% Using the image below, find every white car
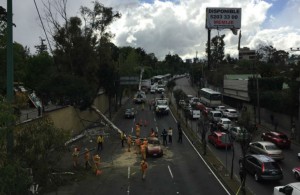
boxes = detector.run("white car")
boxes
[274,182,300,195]
[156,87,165,94]
[222,109,239,119]
[215,105,226,112]
[217,118,232,130]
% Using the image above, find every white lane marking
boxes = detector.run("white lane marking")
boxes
[168,165,174,179]
[127,185,130,195]
[128,166,130,179]
[170,110,231,195]
[154,117,156,122]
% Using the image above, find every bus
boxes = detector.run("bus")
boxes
[199,88,222,108]
[150,73,172,85]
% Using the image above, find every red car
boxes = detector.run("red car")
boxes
[261,131,291,149]
[208,131,233,149]
[202,107,212,117]
[146,137,163,157]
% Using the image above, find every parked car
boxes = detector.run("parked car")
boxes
[249,141,284,161]
[292,167,300,180]
[146,137,163,157]
[208,131,232,149]
[222,108,239,120]
[124,108,135,119]
[274,182,300,195]
[261,131,291,149]
[208,110,223,124]
[229,126,250,141]
[239,154,283,182]
[217,118,232,131]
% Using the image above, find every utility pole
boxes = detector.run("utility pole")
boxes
[207,29,211,70]
[6,0,14,160]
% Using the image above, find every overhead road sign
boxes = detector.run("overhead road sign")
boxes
[120,76,139,85]
[206,7,241,30]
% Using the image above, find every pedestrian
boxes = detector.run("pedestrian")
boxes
[178,127,183,143]
[168,127,173,144]
[97,134,104,152]
[135,123,141,138]
[121,131,126,147]
[140,143,147,160]
[72,147,79,168]
[93,154,102,175]
[161,129,168,146]
[84,148,92,169]
[135,137,141,154]
[127,135,132,152]
[142,138,148,147]
[140,160,148,180]
[150,128,156,137]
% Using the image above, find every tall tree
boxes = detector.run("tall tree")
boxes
[206,35,225,69]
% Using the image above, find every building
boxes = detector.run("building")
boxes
[239,47,256,61]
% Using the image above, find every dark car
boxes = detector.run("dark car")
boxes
[261,131,291,149]
[208,131,232,149]
[146,137,163,157]
[124,108,135,119]
[239,154,283,182]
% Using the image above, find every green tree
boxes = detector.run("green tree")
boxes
[206,35,225,69]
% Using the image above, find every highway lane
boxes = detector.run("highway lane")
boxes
[175,76,300,195]
[87,91,232,194]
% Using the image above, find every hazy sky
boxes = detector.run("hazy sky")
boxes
[2,0,300,60]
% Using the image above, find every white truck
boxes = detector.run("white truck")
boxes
[155,98,169,116]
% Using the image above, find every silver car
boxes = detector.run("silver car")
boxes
[229,126,250,141]
[249,141,284,161]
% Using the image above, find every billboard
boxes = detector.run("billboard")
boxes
[206,7,241,30]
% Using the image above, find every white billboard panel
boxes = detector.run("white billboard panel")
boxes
[206,7,241,30]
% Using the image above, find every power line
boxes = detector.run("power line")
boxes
[33,0,53,54]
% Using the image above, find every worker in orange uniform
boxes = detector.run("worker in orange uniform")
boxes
[93,154,101,175]
[140,143,147,160]
[84,148,92,169]
[135,124,141,137]
[140,160,148,180]
[72,147,79,168]
[127,135,132,152]
[135,137,141,154]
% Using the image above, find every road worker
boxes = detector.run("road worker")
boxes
[140,160,148,180]
[97,134,104,152]
[72,147,79,168]
[135,124,141,137]
[140,143,147,160]
[121,131,126,147]
[93,154,101,175]
[135,137,141,154]
[161,129,168,146]
[127,135,132,152]
[84,148,92,169]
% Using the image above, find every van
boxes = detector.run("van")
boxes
[274,182,300,195]
[191,110,201,119]
[208,111,223,123]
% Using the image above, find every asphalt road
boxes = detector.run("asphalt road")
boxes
[175,77,300,195]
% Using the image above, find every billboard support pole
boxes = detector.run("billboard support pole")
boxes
[207,29,211,70]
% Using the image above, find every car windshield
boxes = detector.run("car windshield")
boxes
[223,120,231,124]
[148,139,160,145]
[220,134,231,143]
[265,144,278,150]
[214,113,222,117]
[264,162,280,169]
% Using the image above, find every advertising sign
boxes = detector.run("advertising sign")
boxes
[206,7,241,30]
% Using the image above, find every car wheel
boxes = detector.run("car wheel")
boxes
[295,172,300,180]
[254,173,260,182]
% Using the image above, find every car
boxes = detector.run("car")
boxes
[150,87,157,94]
[195,102,205,111]
[292,167,300,180]
[274,182,300,195]
[229,126,250,141]
[146,137,163,157]
[189,97,201,105]
[133,92,146,104]
[188,109,201,120]
[208,131,232,149]
[208,110,223,123]
[202,106,213,117]
[183,104,192,112]
[222,108,239,120]
[124,108,135,119]
[261,131,291,149]
[217,118,232,131]
[215,105,226,112]
[239,154,283,182]
[249,141,284,161]
[156,87,165,94]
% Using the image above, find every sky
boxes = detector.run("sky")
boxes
[2,0,300,60]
